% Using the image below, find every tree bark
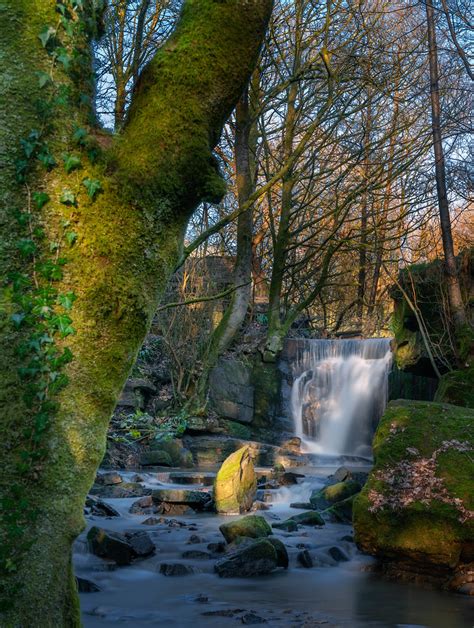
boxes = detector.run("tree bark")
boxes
[425,0,467,333]
[0,0,272,624]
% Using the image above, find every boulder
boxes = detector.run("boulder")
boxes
[182,550,211,559]
[328,546,349,562]
[214,539,278,577]
[297,549,313,568]
[129,495,154,515]
[125,531,155,557]
[219,515,272,543]
[76,577,100,593]
[267,537,289,569]
[85,497,120,518]
[140,450,173,467]
[209,358,254,424]
[310,480,361,510]
[323,495,355,524]
[87,527,134,566]
[271,520,298,532]
[90,482,151,499]
[214,446,257,515]
[151,488,212,511]
[288,511,325,526]
[117,377,156,410]
[353,399,474,593]
[96,471,123,485]
[169,472,215,486]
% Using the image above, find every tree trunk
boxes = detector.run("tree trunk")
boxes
[0,0,272,624]
[425,0,467,332]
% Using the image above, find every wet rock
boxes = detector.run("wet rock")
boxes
[152,488,212,511]
[323,495,356,523]
[280,472,303,486]
[214,446,257,514]
[340,534,355,543]
[140,450,173,466]
[194,594,210,603]
[159,563,197,576]
[251,501,271,511]
[219,515,272,543]
[86,497,120,518]
[131,473,144,482]
[271,520,298,532]
[182,550,211,559]
[125,531,155,557]
[214,539,278,578]
[129,495,154,515]
[328,546,349,562]
[297,550,313,568]
[87,527,134,566]
[288,511,325,527]
[169,471,215,486]
[310,480,361,510]
[155,503,194,516]
[267,537,289,569]
[187,534,203,544]
[330,466,351,483]
[290,502,313,510]
[207,542,226,555]
[76,577,101,593]
[280,437,302,453]
[96,471,122,485]
[90,482,151,499]
[141,516,161,526]
[202,609,245,617]
[241,612,267,624]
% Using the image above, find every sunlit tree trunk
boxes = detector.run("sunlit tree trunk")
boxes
[0,0,272,624]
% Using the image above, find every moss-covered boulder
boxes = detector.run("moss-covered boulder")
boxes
[214,538,278,577]
[219,514,272,543]
[435,366,474,409]
[310,480,361,510]
[288,511,325,526]
[214,446,257,514]
[353,400,474,592]
[323,495,356,524]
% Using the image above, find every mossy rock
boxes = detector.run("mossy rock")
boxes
[267,537,289,569]
[310,480,361,510]
[323,495,356,524]
[221,420,252,440]
[214,538,277,578]
[271,520,298,532]
[140,450,173,466]
[219,514,272,543]
[353,400,474,582]
[214,446,257,514]
[435,367,474,409]
[288,511,325,526]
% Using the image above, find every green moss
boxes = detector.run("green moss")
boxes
[353,400,474,571]
[435,367,474,409]
[310,480,361,509]
[214,446,257,514]
[221,420,252,440]
[219,515,272,543]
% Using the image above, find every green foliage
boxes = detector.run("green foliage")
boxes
[82,177,102,198]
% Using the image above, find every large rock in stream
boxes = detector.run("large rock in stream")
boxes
[151,488,212,511]
[219,515,272,543]
[353,400,474,593]
[87,527,155,565]
[214,446,257,514]
[214,538,278,577]
[310,479,361,510]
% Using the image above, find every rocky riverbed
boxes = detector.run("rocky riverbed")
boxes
[76,464,474,627]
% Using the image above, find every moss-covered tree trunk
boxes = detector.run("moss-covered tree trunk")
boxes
[0,1,272,625]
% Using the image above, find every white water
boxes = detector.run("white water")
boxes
[290,338,392,457]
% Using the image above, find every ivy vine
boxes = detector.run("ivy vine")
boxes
[0,0,104,609]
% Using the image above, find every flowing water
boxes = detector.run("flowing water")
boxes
[290,338,392,457]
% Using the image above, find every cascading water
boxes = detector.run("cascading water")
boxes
[290,338,392,457]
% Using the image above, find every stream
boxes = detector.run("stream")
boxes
[76,464,474,627]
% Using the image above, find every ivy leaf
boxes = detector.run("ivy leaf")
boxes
[82,177,102,199]
[36,71,52,88]
[65,231,77,246]
[50,313,75,337]
[62,153,81,174]
[38,150,57,170]
[60,189,76,206]
[38,26,56,49]
[56,48,71,70]
[57,292,77,310]
[11,312,26,328]
[16,239,37,257]
[20,139,36,159]
[32,191,50,209]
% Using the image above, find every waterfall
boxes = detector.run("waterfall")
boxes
[289,338,392,457]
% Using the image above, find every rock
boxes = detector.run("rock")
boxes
[96,471,123,485]
[86,497,120,518]
[186,415,221,434]
[340,534,355,543]
[140,450,173,467]
[117,377,156,410]
[76,577,101,593]
[90,482,151,499]
[279,472,302,486]
[169,472,215,486]
[207,542,226,555]
[271,520,298,532]
[214,446,257,515]
[251,501,271,511]
[289,502,313,510]
[219,515,272,543]
[267,537,289,569]
[125,531,155,557]
[331,466,351,483]
[353,399,474,592]
[187,534,202,544]
[87,527,134,566]
[142,517,161,526]
[129,495,154,515]
[159,563,197,576]
[241,612,267,624]
[328,546,349,562]
[209,358,254,424]
[323,495,356,523]
[280,437,301,453]
[288,511,325,526]
[297,549,313,568]
[214,539,278,577]
[310,480,361,510]
[182,550,211,559]
[155,503,193,516]
[151,488,212,511]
